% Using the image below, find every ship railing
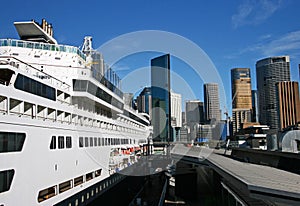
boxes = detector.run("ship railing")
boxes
[0,56,71,91]
[0,39,86,61]
[77,67,123,99]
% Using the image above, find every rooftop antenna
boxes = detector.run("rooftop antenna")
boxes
[81,36,93,56]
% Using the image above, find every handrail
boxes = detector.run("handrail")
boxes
[0,38,86,60]
[0,55,71,90]
[158,178,168,206]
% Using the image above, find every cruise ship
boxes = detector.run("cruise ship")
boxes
[0,19,152,206]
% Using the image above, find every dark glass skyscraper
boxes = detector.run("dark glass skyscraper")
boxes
[137,87,152,115]
[256,56,290,131]
[151,54,171,142]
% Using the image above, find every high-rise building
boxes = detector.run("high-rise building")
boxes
[136,87,152,115]
[170,91,182,128]
[170,91,182,141]
[231,68,252,134]
[251,90,259,122]
[256,56,290,131]
[232,109,252,134]
[185,100,205,125]
[276,81,300,130]
[151,54,171,142]
[124,93,134,108]
[231,68,252,109]
[204,83,221,122]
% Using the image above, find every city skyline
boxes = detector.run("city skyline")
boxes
[0,1,299,115]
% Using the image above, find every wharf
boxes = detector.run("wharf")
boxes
[171,144,300,205]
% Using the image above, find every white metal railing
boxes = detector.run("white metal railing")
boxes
[0,39,86,60]
[0,56,71,91]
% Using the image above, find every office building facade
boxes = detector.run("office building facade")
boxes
[170,91,182,128]
[170,91,182,141]
[251,90,259,122]
[136,87,152,115]
[231,68,252,109]
[151,54,171,142]
[185,100,205,125]
[276,81,300,130]
[232,109,252,134]
[204,83,221,122]
[231,68,252,134]
[256,56,290,131]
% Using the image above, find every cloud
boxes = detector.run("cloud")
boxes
[260,31,300,56]
[232,0,282,28]
[226,30,300,59]
[111,63,131,72]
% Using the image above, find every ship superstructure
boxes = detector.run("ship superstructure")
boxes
[0,19,151,206]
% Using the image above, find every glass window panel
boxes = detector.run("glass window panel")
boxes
[84,137,88,147]
[0,169,15,193]
[66,136,72,148]
[17,41,23,47]
[58,136,64,149]
[50,136,56,150]
[11,40,16,47]
[90,137,93,147]
[79,137,83,148]
[0,132,26,153]
[94,137,97,147]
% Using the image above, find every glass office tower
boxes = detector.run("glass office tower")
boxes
[256,56,290,131]
[151,54,171,142]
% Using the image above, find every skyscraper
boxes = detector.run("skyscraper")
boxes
[276,81,300,130]
[231,68,252,134]
[124,93,134,108]
[256,56,290,131]
[170,91,182,141]
[185,100,205,141]
[204,83,220,122]
[231,68,252,109]
[251,90,259,122]
[170,91,182,128]
[185,100,205,125]
[151,54,171,142]
[137,87,152,115]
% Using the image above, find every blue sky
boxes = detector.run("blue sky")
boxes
[0,0,299,115]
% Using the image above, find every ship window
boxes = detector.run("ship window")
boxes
[14,74,56,101]
[86,172,93,181]
[98,138,101,146]
[84,137,88,147]
[296,140,300,152]
[59,180,72,193]
[0,69,15,86]
[95,169,102,177]
[58,136,64,149]
[74,176,83,187]
[50,136,56,150]
[79,137,83,148]
[0,132,26,153]
[73,80,87,92]
[94,137,97,146]
[37,185,56,202]
[0,169,14,194]
[90,137,93,147]
[66,136,72,148]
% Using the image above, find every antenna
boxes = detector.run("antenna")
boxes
[81,36,93,56]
